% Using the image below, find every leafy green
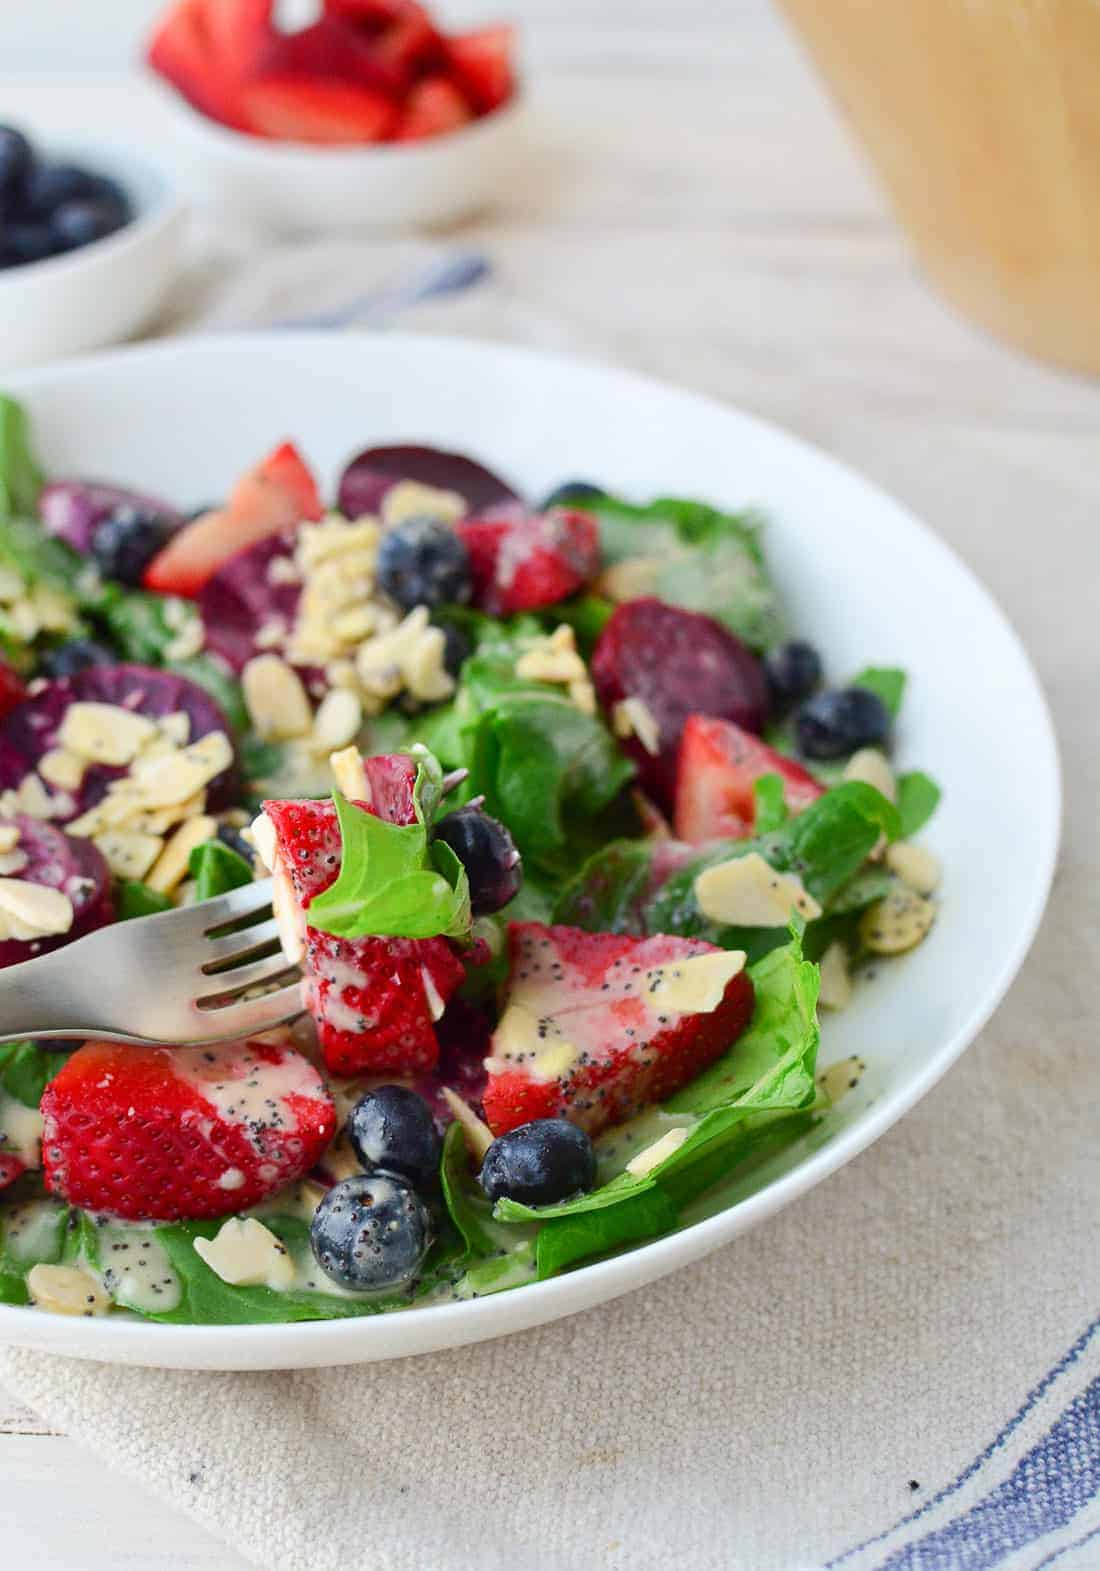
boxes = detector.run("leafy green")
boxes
[580,492,783,650]
[494,933,820,1276]
[851,665,906,719]
[0,515,84,595]
[307,791,470,942]
[0,1198,70,1305]
[0,395,43,522]
[189,840,253,903]
[439,1122,497,1257]
[896,770,942,838]
[553,838,656,935]
[116,880,174,921]
[0,1040,71,1108]
[753,773,789,834]
[97,588,197,664]
[782,781,900,903]
[541,594,614,653]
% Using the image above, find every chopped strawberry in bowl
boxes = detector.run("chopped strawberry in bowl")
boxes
[145,0,524,230]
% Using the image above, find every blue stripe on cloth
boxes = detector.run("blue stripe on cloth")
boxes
[871,1374,1100,1570]
[828,1318,1100,1568]
[1027,1520,1100,1571]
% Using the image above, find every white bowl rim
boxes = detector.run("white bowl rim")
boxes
[0,331,1062,1366]
[0,138,185,293]
[164,81,525,162]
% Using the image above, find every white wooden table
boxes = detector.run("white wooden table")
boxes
[2,2,1098,1565]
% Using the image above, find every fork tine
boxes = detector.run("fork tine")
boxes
[200,916,283,971]
[195,952,298,1005]
[196,878,275,935]
[193,980,305,1039]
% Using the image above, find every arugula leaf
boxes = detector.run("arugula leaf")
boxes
[0,1040,71,1107]
[753,773,789,834]
[896,770,942,838]
[851,665,906,719]
[116,880,173,921]
[581,492,783,650]
[307,792,471,942]
[189,840,253,902]
[0,395,43,522]
[495,932,820,1273]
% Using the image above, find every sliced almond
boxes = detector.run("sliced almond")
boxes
[58,702,158,766]
[818,942,853,1010]
[860,888,936,954]
[329,746,371,802]
[380,479,466,528]
[10,773,69,821]
[694,851,823,927]
[0,850,26,877]
[625,1126,689,1178]
[6,599,39,642]
[242,655,314,741]
[31,583,77,633]
[568,678,597,716]
[611,696,661,755]
[311,688,362,753]
[193,1218,295,1290]
[157,712,192,747]
[595,556,662,602]
[0,879,74,937]
[27,1263,110,1317]
[145,814,218,896]
[884,842,941,896]
[131,732,233,808]
[843,747,897,804]
[254,616,289,651]
[94,830,164,881]
[515,644,587,685]
[0,824,20,855]
[441,1087,495,1163]
[38,748,87,792]
[641,948,747,1014]
[403,624,454,704]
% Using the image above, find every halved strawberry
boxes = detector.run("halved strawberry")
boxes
[253,15,406,97]
[146,0,251,129]
[373,1,445,79]
[41,1038,336,1222]
[445,25,515,114]
[394,76,473,141]
[262,756,466,1076]
[203,0,273,83]
[241,74,398,142]
[456,508,600,616]
[674,714,824,843]
[143,440,322,597]
[481,923,755,1138]
[323,0,409,31]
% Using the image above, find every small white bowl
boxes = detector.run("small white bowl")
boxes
[167,89,527,232]
[0,141,187,372]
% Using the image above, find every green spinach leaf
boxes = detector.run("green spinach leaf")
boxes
[189,840,253,902]
[0,395,43,522]
[896,770,942,838]
[0,1040,71,1107]
[116,880,174,921]
[851,665,906,719]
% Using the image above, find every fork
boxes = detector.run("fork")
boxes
[0,880,302,1048]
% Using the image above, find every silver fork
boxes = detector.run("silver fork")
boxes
[0,880,302,1048]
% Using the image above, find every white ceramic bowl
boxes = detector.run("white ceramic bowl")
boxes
[0,142,187,372]
[0,333,1060,1369]
[167,89,526,232]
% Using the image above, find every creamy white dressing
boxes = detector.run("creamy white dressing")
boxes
[0,1091,43,1166]
[97,1223,182,1314]
[173,1042,327,1149]
[1,1198,65,1265]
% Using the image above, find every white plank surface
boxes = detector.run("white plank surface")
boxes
[2,0,1099,1565]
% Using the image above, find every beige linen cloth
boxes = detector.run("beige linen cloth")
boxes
[1,240,1098,1571]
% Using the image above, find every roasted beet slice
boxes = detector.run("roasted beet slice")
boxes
[591,598,769,810]
[0,663,238,821]
[336,444,521,520]
[0,815,113,969]
[39,482,183,555]
[197,531,302,673]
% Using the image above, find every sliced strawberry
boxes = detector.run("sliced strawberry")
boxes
[373,1,445,79]
[41,1038,335,1222]
[445,25,515,114]
[591,598,769,810]
[143,440,322,597]
[456,508,600,616]
[262,757,466,1076]
[146,0,251,129]
[323,0,408,31]
[0,1153,24,1191]
[252,16,406,97]
[241,75,398,143]
[0,663,26,724]
[394,76,473,141]
[203,0,273,82]
[674,714,824,843]
[482,923,755,1138]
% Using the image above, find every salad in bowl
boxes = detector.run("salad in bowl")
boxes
[0,391,941,1326]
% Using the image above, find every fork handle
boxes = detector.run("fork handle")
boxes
[0,945,107,1042]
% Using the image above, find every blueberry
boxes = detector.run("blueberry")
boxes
[764,640,823,711]
[0,221,56,268]
[19,162,99,218]
[91,505,174,586]
[797,686,890,760]
[310,1172,433,1291]
[0,126,33,201]
[376,517,471,611]
[49,197,126,253]
[38,638,116,679]
[540,479,604,510]
[479,1119,596,1207]
[433,805,522,916]
[216,822,256,865]
[348,1085,441,1188]
[436,620,471,679]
